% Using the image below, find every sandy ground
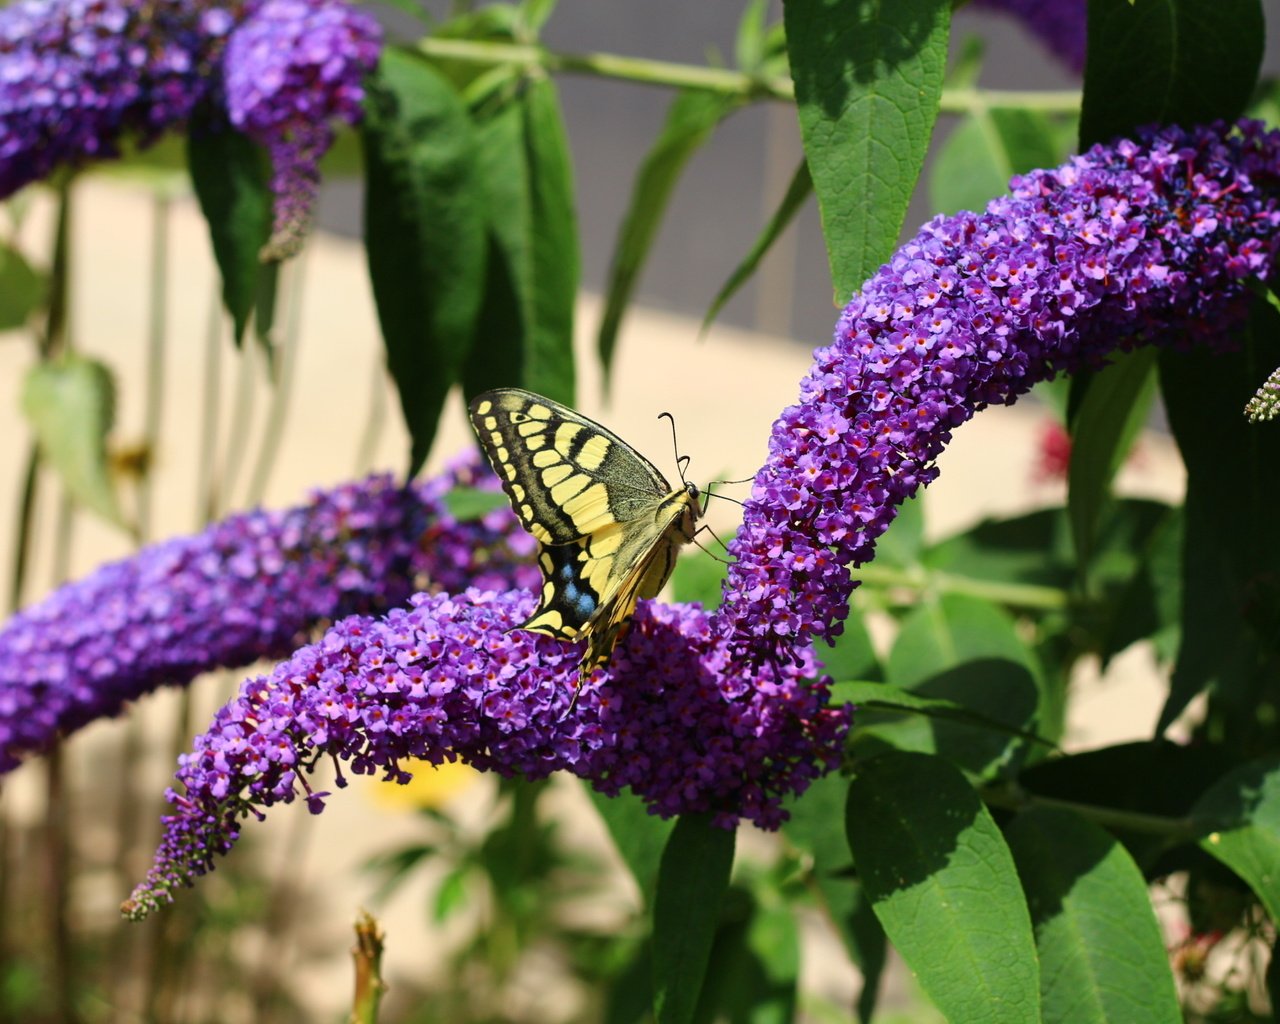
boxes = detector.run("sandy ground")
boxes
[0,180,1189,1018]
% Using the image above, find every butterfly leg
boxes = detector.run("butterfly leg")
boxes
[690,523,736,564]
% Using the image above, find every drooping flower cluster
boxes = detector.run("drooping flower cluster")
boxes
[0,462,537,772]
[0,0,232,197]
[222,0,381,258]
[717,122,1280,662]
[0,0,382,256]
[1244,364,1280,422]
[970,0,1087,73]
[122,588,847,918]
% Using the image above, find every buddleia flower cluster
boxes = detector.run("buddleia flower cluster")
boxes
[122,589,846,919]
[717,120,1280,662]
[971,0,1087,73]
[1244,364,1280,422]
[222,0,381,258]
[123,120,1280,917]
[0,0,228,196]
[0,461,538,773]
[0,0,381,256]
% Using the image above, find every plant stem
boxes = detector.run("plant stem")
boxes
[8,181,74,613]
[196,285,225,528]
[349,912,386,1024]
[7,448,38,614]
[137,193,171,543]
[855,562,1069,610]
[416,36,1082,113]
[981,782,1196,840]
[41,177,73,360]
[216,333,259,518]
[44,747,79,1024]
[246,251,308,506]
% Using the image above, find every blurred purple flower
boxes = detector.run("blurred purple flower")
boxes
[0,0,228,196]
[123,588,847,919]
[970,0,1087,73]
[222,0,381,259]
[0,462,537,773]
[0,0,382,255]
[716,121,1280,664]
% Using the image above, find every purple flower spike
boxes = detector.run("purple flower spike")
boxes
[222,0,382,259]
[122,589,848,919]
[0,462,538,773]
[0,0,224,197]
[717,122,1280,663]
[970,0,1088,74]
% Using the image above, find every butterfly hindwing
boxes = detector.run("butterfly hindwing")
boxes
[468,388,701,683]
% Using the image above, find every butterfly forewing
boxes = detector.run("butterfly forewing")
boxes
[467,388,701,683]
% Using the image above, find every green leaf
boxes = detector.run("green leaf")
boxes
[734,0,769,72]
[433,863,472,922]
[668,547,729,609]
[21,356,124,528]
[924,506,1075,592]
[598,89,742,384]
[738,898,799,1024]
[186,123,272,344]
[652,814,735,1024]
[586,786,675,907]
[1098,504,1183,666]
[465,77,579,405]
[0,242,46,331]
[783,772,886,1021]
[361,48,487,475]
[1007,807,1181,1024]
[518,0,558,34]
[1080,0,1263,147]
[692,885,799,1024]
[439,486,508,522]
[1192,757,1280,921]
[871,491,925,570]
[376,0,430,24]
[785,0,951,302]
[516,77,578,401]
[1017,740,1233,873]
[1157,301,1280,731]
[867,594,1044,776]
[929,108,1063,217]
[832,680,1050,749]
[701,160,811,337]
[1066,348,1157,567]
[846,751,1039,1022]
[815,606,882,684]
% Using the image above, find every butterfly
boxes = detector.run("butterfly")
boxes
[468,388,702,699]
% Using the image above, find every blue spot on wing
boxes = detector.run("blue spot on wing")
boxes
[563,581,597,617]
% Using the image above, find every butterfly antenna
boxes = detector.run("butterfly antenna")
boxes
[703,490,746,512]
[658,411,690,484]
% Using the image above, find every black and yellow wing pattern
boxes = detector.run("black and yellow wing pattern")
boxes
[468,388,701,690]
